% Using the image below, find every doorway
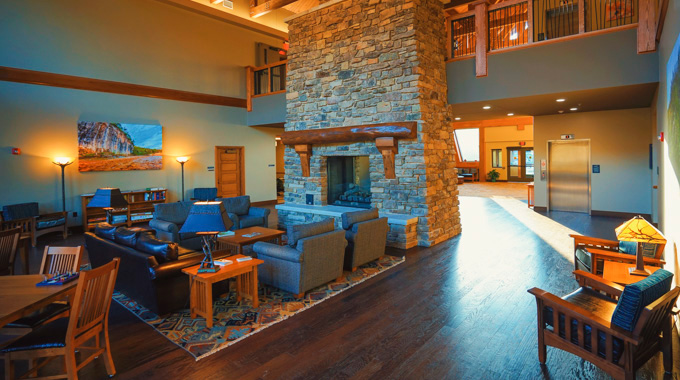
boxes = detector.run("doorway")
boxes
[507,147,534,182]
[548,140,590,213]
[215,146,245,198]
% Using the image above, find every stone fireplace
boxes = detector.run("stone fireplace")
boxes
[327,156,372,208]
[276,0,462,249]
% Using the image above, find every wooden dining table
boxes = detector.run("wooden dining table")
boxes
[0,275,78,329]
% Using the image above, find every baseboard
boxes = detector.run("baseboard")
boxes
[591,210,651,220]
[533,206,547,212]
[251,199,278,207]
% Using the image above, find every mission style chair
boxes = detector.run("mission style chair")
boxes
[528,269,679,380]
[570,234,666,275]
[1,203,68,247]
[2,258,120,380]
[0,228,21,276]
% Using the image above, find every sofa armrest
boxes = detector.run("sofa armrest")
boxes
[254,242,302,263]
[149,219,178,233]
[152,256,201,280]
[248,207,270,218]
[296,229,348,253]
[227,213,240,230]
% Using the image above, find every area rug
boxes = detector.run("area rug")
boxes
[113,254,405,361]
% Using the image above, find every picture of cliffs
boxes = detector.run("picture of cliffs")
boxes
[78,122,163,171]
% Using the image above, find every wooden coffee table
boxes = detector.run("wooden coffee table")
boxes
[182,254,264,328]
[216,226,285,256]
[602,261,662,285]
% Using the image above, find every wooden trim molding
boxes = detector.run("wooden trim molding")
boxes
[0,66,247,109]
[452,116,534,129]
[251,200,277,206]
[282,122,417,179]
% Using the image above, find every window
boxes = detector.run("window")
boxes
[453,128,479,162]
[491,149,502,168]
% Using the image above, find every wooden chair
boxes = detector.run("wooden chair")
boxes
[0,219,32,274]
[0,228,21,275]
[570,234,665,275]
[3,247,84,334]
[2,258,120,380]
[528,270,679,380]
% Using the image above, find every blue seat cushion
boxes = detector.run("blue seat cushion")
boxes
[2,202,39,221]
[239,215,263,229]
[36,216,66,230]
[1,318,69,353]
[341,208,379,230]
[611,269,674,331]
[287,219,334,247]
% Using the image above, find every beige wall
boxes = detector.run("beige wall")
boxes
[0,0,282,227]
[534,109,653,214]
[484,125,534,181]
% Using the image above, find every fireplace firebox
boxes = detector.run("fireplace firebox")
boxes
[327,156,371,208]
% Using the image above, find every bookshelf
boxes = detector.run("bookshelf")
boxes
[80,188,166,231]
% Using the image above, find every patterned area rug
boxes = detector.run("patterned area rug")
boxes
[113,255,405,361]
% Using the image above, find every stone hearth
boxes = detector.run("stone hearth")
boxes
[278,0,462,248]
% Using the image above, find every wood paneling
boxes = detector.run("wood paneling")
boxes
[215,146,245,198]
[637,0,656,53]
[250,0,299,17]
[0,66,247,108]
[474,2,488,77]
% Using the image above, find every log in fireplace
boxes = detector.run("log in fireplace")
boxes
[327,156,371,209]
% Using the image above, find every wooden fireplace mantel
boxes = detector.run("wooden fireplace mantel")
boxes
[281,122,417,179]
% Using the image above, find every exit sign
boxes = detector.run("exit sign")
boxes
[561,134,575,140]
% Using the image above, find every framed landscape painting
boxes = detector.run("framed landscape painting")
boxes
[78,122,163,172]
[668,34,680,177]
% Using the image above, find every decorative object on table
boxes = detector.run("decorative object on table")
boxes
[86,188,129,224]
[77,121,162,171]
[1,202,68,247]
[214,258,233,266]
[179,201,233,273]
[242,232,262,238]
[216,195,270,230]
[528,269,678,380]
[340,208,388,271]
[0,228,21,276]
[52,157,73,212]
[216,231,235,237]
[35,272,79,286]
[2,258,120,379]
[615,215,667,276]
[114,254,404,361]
[176,156,190,201]
[487,169,500,182]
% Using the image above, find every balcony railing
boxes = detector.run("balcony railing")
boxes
[246,60,287,112]
[446,0,658,76]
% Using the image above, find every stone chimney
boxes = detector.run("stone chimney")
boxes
[281,0,461,247]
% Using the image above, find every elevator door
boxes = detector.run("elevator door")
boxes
[548,140,590,213]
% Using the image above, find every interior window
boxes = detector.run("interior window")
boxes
[453,128,479,162]
[491,149,502,168]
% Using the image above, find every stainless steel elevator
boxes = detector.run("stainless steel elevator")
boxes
[548,140,590,213]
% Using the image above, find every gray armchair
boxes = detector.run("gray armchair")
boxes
[253,219,347,297]
[149,201,202,250]
[217,195,270,230]
[341,209,389,271]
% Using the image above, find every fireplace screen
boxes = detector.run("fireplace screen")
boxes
[327,156,371,209]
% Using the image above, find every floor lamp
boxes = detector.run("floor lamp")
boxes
[52,157,73,212]
[176,157,190,201]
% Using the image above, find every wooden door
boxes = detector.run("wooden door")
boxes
[215,146,244,198]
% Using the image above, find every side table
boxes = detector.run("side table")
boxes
[602,261,662,286]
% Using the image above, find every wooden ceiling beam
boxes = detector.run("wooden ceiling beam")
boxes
[250,0,299,18]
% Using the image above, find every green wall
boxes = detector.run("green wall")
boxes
[0,0,282,227]
[447,29,658,104]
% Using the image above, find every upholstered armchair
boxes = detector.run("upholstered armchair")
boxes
[217,195,270,230]
[570,234,665,275]
[149,201,203,250]
[340,209,388,271]
[1,202,68,247]
[192,188,218,201]
[253,219,347,298]
[528,270,678,380]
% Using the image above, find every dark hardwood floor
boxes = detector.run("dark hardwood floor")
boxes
[3,197,679,379]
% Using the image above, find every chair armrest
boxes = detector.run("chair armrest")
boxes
[572,270,624,297]
[589,249,665,267]
[253,242,302,263]
[569,234,619,250]
[528,287,638,344]
[227,213,240,229]
[248,207,270,218]
[149,219,179,233]
[39,211,68,220]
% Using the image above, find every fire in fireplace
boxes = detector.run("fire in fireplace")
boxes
[327,156,371,209]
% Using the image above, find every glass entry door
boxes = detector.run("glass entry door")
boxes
[507,147,534,182]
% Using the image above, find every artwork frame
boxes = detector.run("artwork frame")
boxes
[78,122,163,172]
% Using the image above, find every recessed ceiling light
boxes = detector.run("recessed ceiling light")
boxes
[483,106,491,110]
[556,98,566,102]
[558,110,564,113]
[455,117,461,121]
[570,107,578,111]
[507,113,514,116]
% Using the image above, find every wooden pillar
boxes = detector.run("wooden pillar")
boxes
[527,0,534,43]
[376,137,398,179]
[295,145,312,177]
[479,127,486,182]
[246,66,253,112]
[637,0,656,53]
[578,0,585,34]
[474,2,488,77]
